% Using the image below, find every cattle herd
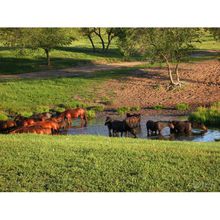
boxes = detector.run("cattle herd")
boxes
[0,107,87,135]
[0,108,208,138]
[105,113,208,138]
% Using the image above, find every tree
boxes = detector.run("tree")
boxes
[0,28,74,66]
[80,28,121,52]
[209,28,220,41]
[80,28,96,52]
[32,28,74,66]
[118,28,201,87]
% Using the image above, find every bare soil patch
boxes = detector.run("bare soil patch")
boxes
[101,60,220,108]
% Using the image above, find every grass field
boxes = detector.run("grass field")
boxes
[0,135,219,192]
[0,67,138,114]
[0,32,219,75]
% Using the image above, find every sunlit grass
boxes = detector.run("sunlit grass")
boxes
[0,135,219,192]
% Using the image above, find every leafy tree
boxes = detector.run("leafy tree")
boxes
[0,28,74,66]
[118,28,201,87]
[209,28,220,41]
[80,28,121,52]
[80,28,96,51]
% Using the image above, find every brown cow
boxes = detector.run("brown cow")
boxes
[170,121,207,135]
[28,121,60,134]
[146,120,174,136]
[10,126,52,135]
[60,108,88,127]
[0,120,17,133]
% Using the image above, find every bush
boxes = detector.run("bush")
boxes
[130,106,141,111]
[117,107,131,115]
[66,101,87,109]
[175,103,189,111]
[86,110,96,120]
[33,106,50,114]
[189,103,220,127]
[18,111,33,118]
[0,112,8,121]
[153,104,164,110]
[91,105,105,112]
[101,97,114,105]
[53,106,66,113]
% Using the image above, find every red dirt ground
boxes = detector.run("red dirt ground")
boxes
[102,60,220,108]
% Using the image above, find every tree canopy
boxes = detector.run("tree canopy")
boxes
[0,28,74,65]
[80,28,122,52]
[209,28,220,41]
[118,28,201,86]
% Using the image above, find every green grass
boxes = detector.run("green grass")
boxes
[0,68,137,113]
[153,104,164,110]
[0,35,140,75]
[193,33,220,50]
[0,135,219,192]
[0,31,219,75]
[86,109,96,119]
[175,103,189,111]
[0,112,8,120]
[189,102,220,127]
[130,106,141,111]
[117,106,131,115]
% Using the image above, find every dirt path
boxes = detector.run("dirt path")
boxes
[0,61,144,79]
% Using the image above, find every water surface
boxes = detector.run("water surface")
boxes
[66,115,220,142]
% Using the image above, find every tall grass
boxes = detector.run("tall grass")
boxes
[175,103,189,111]
[189,102,220,127]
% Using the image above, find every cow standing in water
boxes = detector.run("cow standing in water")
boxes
[146,120,174,136]
[60,108,88,128]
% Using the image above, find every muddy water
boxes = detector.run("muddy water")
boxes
[66,115,220,142]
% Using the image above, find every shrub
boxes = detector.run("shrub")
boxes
[117,107,131,115]
[130,106,141,111]
[66,101,87,109]
[86,110,96,120]
[189,103,220,127]
[33,106,50,114]
[91,105,105,112]
[53,106,66,113]
[101,97,114,105]
[18,111,33,118]
[153,104,164,110]
[175,103,189,111]
[0,112,8,121]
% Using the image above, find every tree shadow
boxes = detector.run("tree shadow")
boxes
[0,56,93,75]
[55,46,143,61]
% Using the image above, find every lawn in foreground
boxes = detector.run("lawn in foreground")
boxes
[0,135,219,192]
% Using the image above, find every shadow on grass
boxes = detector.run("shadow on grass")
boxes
[0,57,93,75]
[56,46,144,61]
[189,50,220,62]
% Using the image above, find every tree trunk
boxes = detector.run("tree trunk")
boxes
[162,54,181,87]
[88,34,96,52]
[94,28,105,51]
[174,63,181,83]
[105,37,111,51]
[105,29,113,51]
[164,57,176,85]
[44,48,50,66]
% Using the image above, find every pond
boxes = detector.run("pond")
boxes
[65,115,220,142]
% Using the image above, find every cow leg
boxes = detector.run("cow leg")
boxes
[108,129,112,137]
[130,129,137,138]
